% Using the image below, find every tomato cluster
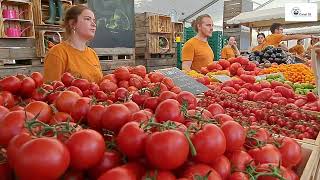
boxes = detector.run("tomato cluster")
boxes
[199,89,320,140]
[0,66,305,180]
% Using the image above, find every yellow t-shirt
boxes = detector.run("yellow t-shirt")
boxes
[221,46,236,60]
[289,44,305,55]
[43,41,103,83]
[255,34,285,51]
[182,37,214,72]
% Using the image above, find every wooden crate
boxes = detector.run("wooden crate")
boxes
[136,33,174,58]
[0,0,35,38]
[35,29,63,57]
[33,0,72,25]
[296,142,319,179]
[0,47,40,67]
[149,15,172,34]
[172,22,184,42]
[0,64,43,77]
[136,58,177,73]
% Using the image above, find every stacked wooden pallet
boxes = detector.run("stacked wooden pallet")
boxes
[135,12,182,72]
[223,0,253,48]
[95,48,135,75]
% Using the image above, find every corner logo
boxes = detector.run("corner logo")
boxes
[291,7,312,17]
[285,3,317,21]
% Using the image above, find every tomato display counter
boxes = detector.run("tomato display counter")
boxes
[0,65,319,179]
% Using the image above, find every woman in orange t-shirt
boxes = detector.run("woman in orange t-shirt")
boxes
[182,14,214,72]
[43,5,103,83]
[221,36,240,60]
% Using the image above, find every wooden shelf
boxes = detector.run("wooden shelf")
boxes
[3,18,33,22]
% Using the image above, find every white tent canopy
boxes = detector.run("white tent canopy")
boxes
[227,2,320,28]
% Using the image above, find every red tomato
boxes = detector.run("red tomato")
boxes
[103,74,118,84]
[14,137,70,179]
[114,67,130,81]
[66,129,105,170]
[226,150,254,171]
[0,106,9,123]
[123,101,140,114]
[131,65,147,78]
[118,80,129,89]
[182,163,222,180]
[278,137,302,168]
[155,99,184,123]
[158,91,177,102]
[132,91,150,106]
[0,111,34,146]
[286,168,299,180]
[245,127,270,148]
[177,91,197,109]
[100,80,118,93]
[162,77,174,90]
[171,86,182,94]
[256,163,291,180]
[46,91,62,104]
[54,91,80,113]
[31,88,48,101]
[0,161,12,180]
[0,76,21,94]
[25,101,53,123]
[70,97,91,122]
[207,103,225,116]
[61,72,75,87]
[89,82,100,93]
[30,72,44,88]
[0,91,15,108]
[228,172,249,180]
[71,78,90,91]
[213,114,234,124]
[19,77,36,97]
[50,112,73,124]
[144,97,159,111]
[145,130,189,170]
[117,122,147,158]
[128,86,138,92]
[87,105,105,130]
[95,91,108,101]
[186,109,213,122]
[149,72,165,83]
[248,144,281,165]
[192,124,226,164]
[88,151,122,179]
[101,104,131,132]
[142,170,176,180]
[129,77,143,89]
[221,121,245,152]
[131,110,152,122]
[211,155,231,180]
[7,133,32,168]
[98,162,145,180]
[115,88,129,101]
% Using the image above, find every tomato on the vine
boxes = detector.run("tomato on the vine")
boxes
[101,104,131,132]
[25,101,53,123]
[66,129,105,170]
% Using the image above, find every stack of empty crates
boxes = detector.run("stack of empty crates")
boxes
[135,12,183,72]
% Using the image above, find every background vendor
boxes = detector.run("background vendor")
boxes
[182,14,214,72]
[289,39,305,56]
[255,23,315,52]
[221,36,240,60]
[252,33,265,51]
[43,5,103,83]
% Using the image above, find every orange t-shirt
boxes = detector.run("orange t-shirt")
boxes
[182,37,214,72]
[43,41,103,83]
[255,34,285,51]
[289,44,305,55]
[221,46,236,60]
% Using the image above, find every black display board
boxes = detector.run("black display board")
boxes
[156,68,209,95]
[88,0,134,48]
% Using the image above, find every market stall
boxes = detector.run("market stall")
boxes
[0,0,319,179]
